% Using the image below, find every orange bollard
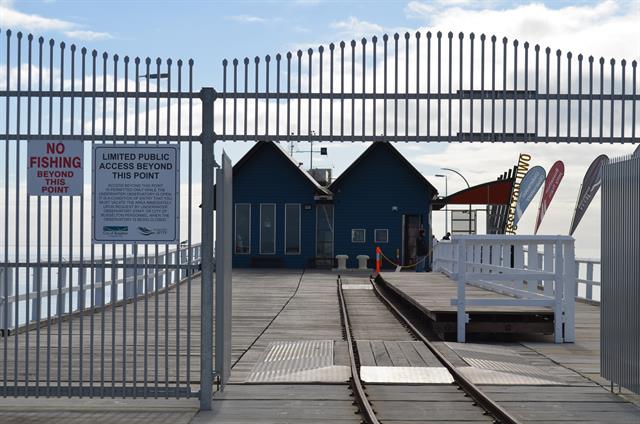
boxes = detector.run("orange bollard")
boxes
[375,246,381,274]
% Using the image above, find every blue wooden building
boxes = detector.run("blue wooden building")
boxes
[231,141,437,269]
[329,142,438,269]
[231,141,331,268]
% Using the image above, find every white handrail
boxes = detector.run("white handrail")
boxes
[434,235,576,344]
[0,243,203,332]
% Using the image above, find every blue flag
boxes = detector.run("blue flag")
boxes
[514,166,546,225]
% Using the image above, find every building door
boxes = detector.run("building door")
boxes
[315,204,334,267]
[402,215,421,266]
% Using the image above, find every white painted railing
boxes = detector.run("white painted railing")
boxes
[524,248,601,304]
[433,235,576,344]
[0,244,202,333]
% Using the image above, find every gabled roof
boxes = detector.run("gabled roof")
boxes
[233,141,331,195]
[329,142,438,195]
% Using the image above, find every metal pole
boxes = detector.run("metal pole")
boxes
[199,87,215,411]
[442,168,472,234]
[445,177,448,234]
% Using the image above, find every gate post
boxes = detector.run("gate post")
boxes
[200,87,215,411]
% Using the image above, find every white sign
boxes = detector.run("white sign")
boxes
[27,140,83,196]
[92,145,180,244]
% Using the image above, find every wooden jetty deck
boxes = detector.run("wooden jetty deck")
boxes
[1,269,639,423]
[379,271,640,422]
[379,271,556,337]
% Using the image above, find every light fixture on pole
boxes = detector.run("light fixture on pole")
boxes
[435,174,448,235]
[442,168,472,234]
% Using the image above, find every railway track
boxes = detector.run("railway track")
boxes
[337,276,522,424]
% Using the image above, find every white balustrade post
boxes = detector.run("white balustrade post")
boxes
[553,240,564,343]
[0,267,14,333]
[78,267,87,311]
[95,265,105,306]
[563,241,576,342]
[180,248,188,280]
[543,244,554,296]
[457,240,467,343]
[481,243,490,274]
[513,243,524,290]
[57,266,68,316]
[585,262,594,301]
[32,267,42,321]
[527,243,540,292]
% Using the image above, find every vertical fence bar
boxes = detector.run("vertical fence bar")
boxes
[199,86,215,410]
[456,240,466,343]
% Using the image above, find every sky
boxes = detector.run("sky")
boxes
[1,0,639,258]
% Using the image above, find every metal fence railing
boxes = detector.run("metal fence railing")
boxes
[601,154,640,395]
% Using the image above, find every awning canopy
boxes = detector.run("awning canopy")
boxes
[432,179,514,210]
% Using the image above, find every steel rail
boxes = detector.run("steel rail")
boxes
[336,279,380,424]
[370,276,522,424]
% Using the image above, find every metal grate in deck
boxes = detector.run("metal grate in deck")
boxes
[245,340,350,383]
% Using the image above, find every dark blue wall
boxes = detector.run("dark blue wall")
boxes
[232,144,318,268]
[331,144,434,269]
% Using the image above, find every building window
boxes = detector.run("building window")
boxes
[234,204,251,254]
[285,204,301,255]
[351,229,366,243]
[374,229,389,243]
[260,204,276,254]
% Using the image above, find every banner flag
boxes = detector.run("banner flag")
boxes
[514,165,546,225]
[569,154,609,235]
[534,161,565,234]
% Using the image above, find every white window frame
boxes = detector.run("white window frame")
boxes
[351,228,366,243]
[284,203,301,255]
[259,203,277,255]
[374,228,389,244]
[234,203,251,255]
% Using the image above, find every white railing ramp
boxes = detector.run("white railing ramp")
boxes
[433,235,576,343]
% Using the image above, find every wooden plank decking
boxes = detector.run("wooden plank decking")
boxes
[379,271,555,336]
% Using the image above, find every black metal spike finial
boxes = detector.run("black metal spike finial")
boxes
[222,59,228,66]
[233,58,239,65]
[470,32,475,40]
[155,57,161,65]
[383,34,388,42]
[480,34,485,41]
[286,52,292,59]
[244,57,250,64]
[275,53,281,61]
[254,56,260,63]
[265,55,271,62]
[188,59,194,66]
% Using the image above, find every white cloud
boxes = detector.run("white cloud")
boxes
[330,16,385,38]
[0,3,113,41]
[64,30,113,41]
[228,15,268,23]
